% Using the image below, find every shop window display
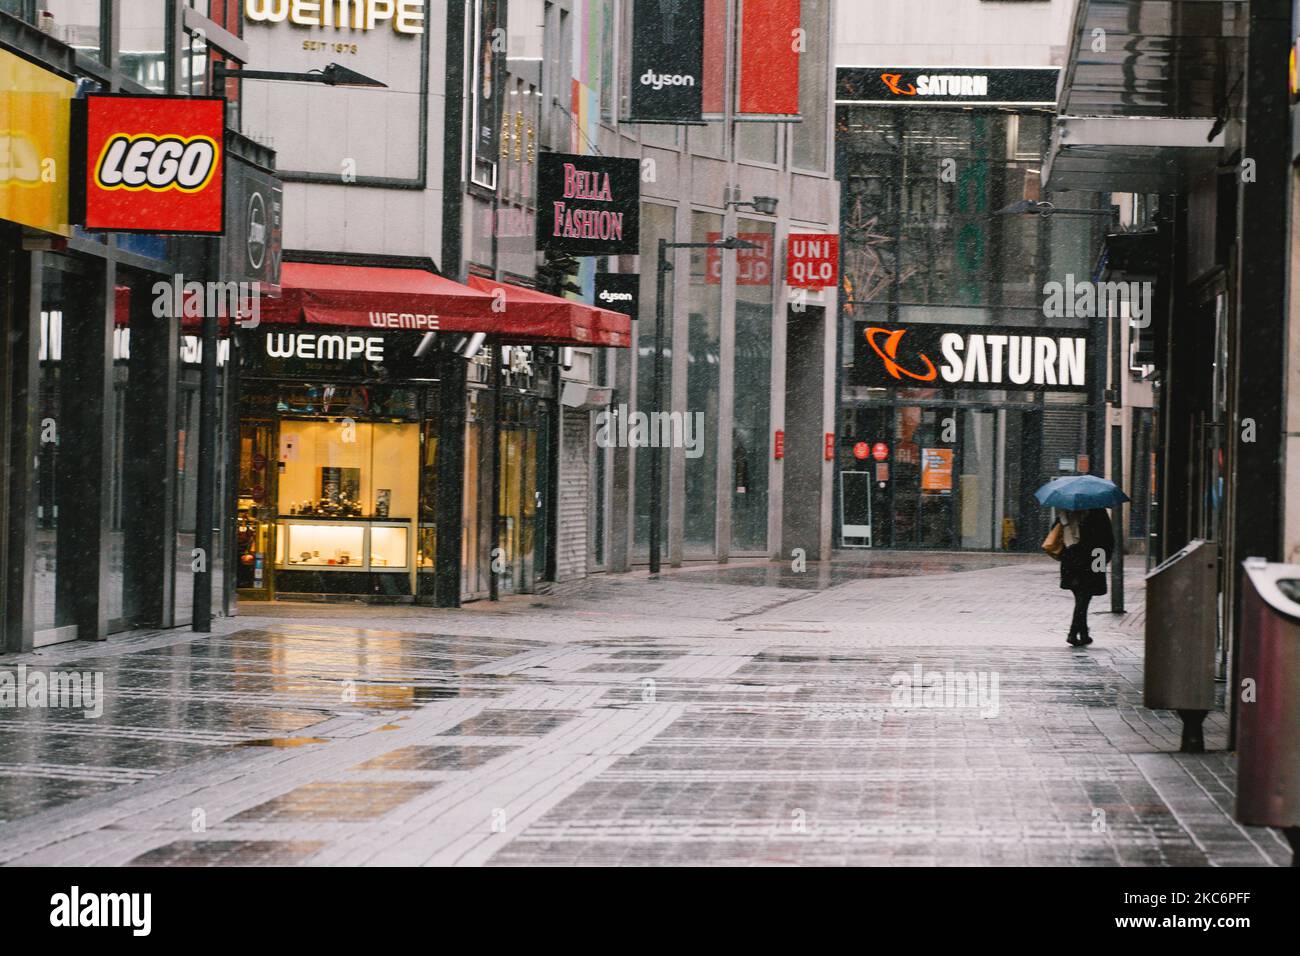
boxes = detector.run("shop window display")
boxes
[272,418,418,578]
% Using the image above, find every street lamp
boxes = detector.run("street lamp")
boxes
[648,235,760,575]
[726,195,779,216]
[212,62,388,88]
[992,199,1116,218]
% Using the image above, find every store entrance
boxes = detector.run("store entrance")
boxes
[236,421,275,598]
[497,397,548,594]
[839,404,1043,551]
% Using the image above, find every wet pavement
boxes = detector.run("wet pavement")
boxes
[0,554,1287,866]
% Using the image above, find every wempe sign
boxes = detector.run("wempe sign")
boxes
[537,152,639,256]
[852,322,1089,393]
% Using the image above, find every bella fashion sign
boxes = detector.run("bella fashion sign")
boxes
[536,152,640,256]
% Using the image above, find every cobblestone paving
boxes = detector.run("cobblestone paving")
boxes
[0,553,1288,866]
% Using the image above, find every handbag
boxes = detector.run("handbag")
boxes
[1041,522,1064,560]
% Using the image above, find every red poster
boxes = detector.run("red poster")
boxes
[737,0,801,116]
[81,94,225,234]
[702,0,727,114]
[706,231,773,285]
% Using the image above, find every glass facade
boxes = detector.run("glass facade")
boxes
[634,202,676,556]
[837,104,1104,552]
[684,211,722,555]
[731,217,774,552]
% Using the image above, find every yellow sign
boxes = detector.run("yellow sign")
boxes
[0,49,73,236]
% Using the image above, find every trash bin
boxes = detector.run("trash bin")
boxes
[1235,559,1300,861]
[1144,539,1218,752]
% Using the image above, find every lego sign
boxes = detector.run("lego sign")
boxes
[77,94,226,234]
[786,234,838,289]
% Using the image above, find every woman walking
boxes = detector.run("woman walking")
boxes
[1056,508,1113,646]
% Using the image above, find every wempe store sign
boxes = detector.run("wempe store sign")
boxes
[537,152,639,256]
[852,323,1088,393]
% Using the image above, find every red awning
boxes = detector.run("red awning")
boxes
[465,276,631,347]
[261,261,500,331]
[162,261,637,348]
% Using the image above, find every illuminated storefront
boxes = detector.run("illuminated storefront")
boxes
[1,2,265,648]
[834,68,1110,551]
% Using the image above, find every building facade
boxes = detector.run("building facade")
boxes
[1,1,275,650]
[832,0,1153,554]
[513,0,842,575]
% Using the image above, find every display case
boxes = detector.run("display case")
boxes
[274,517,412,571]
[368,523,410,569]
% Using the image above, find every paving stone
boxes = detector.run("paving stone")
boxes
[0,554,1285,866]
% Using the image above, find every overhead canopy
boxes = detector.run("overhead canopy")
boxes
[466,276,631,348]
[1044,0,1245,192]
[261,261,499,332]
[255,262,630,347]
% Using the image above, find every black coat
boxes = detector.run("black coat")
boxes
[1058,509,1114,596]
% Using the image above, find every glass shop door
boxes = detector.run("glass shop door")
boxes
[236,421,275,598]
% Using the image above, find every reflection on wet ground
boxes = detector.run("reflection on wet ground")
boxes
[671,551,1041,590]
[0,628,542,823]
[0,557,1285,867]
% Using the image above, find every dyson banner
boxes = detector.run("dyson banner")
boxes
[629,0,705,122]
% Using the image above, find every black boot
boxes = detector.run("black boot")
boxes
[1079,628,1093,646]
[1067,626,1082,646]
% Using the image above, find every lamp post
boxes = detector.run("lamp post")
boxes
[188,63,386,633]
[649,234,759,575]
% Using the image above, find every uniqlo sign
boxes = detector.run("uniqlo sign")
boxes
[78,94,226,234]
[786,233,838,289]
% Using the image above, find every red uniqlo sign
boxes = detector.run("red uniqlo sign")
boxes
[773,429,785,460]
[786,234,839,289]
[707,232,773,285]
[872,442,889,461]
[824,433,835,461]
[79,94,226,234]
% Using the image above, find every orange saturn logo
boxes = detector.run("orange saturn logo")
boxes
[864,327,937,382]
[880,73,917,96]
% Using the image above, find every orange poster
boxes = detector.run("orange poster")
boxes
[921,447,953,493]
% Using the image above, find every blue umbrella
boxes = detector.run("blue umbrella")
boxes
[1034,474,1129,510]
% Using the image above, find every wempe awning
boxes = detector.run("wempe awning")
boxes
[258,261,630,347]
